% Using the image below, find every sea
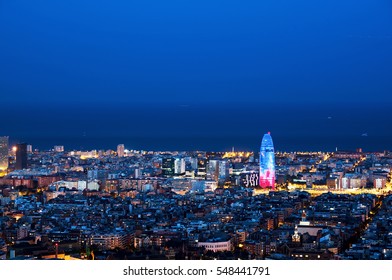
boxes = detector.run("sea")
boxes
[3,102,391,153]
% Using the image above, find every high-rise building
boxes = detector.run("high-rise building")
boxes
[259,132,275,189]
[174,157,185,175]
[218,160,229,185]
[162,158,175,177]
[0,136,9,172]
[197,158,207,178]
[206,159,229,186]
[117,144,125,157]
[207,159,219,182]
[54,145,64,152]
[26,144,32,154]
[15,143,28,170]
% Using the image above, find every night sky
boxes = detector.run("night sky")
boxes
[1,1,392,151]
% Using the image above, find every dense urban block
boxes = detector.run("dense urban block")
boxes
[1,136,392,260]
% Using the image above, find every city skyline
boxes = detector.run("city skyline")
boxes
[1,135,387,154]
[1,0,392,264]
[1,135,392,261]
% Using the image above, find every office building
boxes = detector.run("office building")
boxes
[207,159,219,182]
[197,158,207,178]
[117,144,125,157]
[174,157,186,175]
[15,143,28,170]
[162,158,175,177]
[218,160,229,185]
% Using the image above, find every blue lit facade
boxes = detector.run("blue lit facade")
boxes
[259,132,275,189]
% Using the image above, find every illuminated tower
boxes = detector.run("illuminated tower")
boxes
[0,136,9,172]
[259,132,275,189]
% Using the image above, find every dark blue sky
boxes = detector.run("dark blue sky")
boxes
[1,1,392,151]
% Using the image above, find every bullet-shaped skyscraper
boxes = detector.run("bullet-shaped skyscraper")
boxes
[259,132,275,189]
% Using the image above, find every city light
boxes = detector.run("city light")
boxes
[1,138,392,262]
